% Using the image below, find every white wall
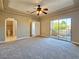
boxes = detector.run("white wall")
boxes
[0,13,5,41]
[0,11,39,41]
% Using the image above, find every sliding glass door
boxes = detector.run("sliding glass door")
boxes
[50,20,59,39]
[50,18,71,41]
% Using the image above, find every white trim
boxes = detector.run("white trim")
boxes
[72,41,79,45]
[0,40,12,44]
[5,18,17,42]
[1,36,79,46]
[0,41,5,44]
[17,37,31,40]
[0,37,32,44]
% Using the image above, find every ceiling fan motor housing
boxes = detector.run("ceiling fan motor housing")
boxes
[37,5,41,11]
[37,8,41,11]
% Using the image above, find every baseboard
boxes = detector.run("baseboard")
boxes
[39,36,49,38]
[72,41,79,46]
[0,37,32,44]
[1,36,79,46]
[18,37,31,40]
[0,41,5,44]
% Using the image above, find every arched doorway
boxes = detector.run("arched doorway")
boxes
[5,18,17,42]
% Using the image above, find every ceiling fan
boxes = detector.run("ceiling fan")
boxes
[31,5,48,15]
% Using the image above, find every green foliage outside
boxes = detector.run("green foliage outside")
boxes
[53,21,67,31]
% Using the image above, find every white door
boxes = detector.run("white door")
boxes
[35,22,40,36]
[32,21,40,37]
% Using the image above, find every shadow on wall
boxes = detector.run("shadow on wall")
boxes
[73,0,79,6]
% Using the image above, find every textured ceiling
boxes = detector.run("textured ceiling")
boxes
[8,0,74,15]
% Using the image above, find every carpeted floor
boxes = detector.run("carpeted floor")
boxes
[0,37,79,59]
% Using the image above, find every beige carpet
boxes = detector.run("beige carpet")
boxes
[0,37,79,59]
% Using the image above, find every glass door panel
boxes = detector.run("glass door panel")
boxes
[50,20,59,39]
[50,18,71,41]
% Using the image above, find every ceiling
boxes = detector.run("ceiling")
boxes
[1,0,79,16]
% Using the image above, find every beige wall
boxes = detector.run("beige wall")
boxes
[0,10,39,41]
[0,12,5,41]
[40,10,79,43]
[60,10,79,43]
[40,17,50,36]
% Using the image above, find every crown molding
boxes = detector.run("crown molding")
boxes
[1,0,79,19]
[0,7,40,20]
[40,5,79,18]
[0,0,39,18]
[0,0,4,10]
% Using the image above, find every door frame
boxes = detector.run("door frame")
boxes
[31,21,40,37]
[5,18,17,42]
[50,18,72,42]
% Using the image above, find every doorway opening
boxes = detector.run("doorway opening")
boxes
[5,18,17,42]
[50,18,71,41]
[31,21,40,37]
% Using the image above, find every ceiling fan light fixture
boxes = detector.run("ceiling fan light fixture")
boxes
[36,11,39,14]
[36,10,42,15]
[39,11,42,14]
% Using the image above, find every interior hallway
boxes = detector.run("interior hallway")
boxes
[0,38,79,59]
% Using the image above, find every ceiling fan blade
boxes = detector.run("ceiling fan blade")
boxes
[43,8,48,11]
[42,11,47,14]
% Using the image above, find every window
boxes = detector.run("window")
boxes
[50,18,71,41]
